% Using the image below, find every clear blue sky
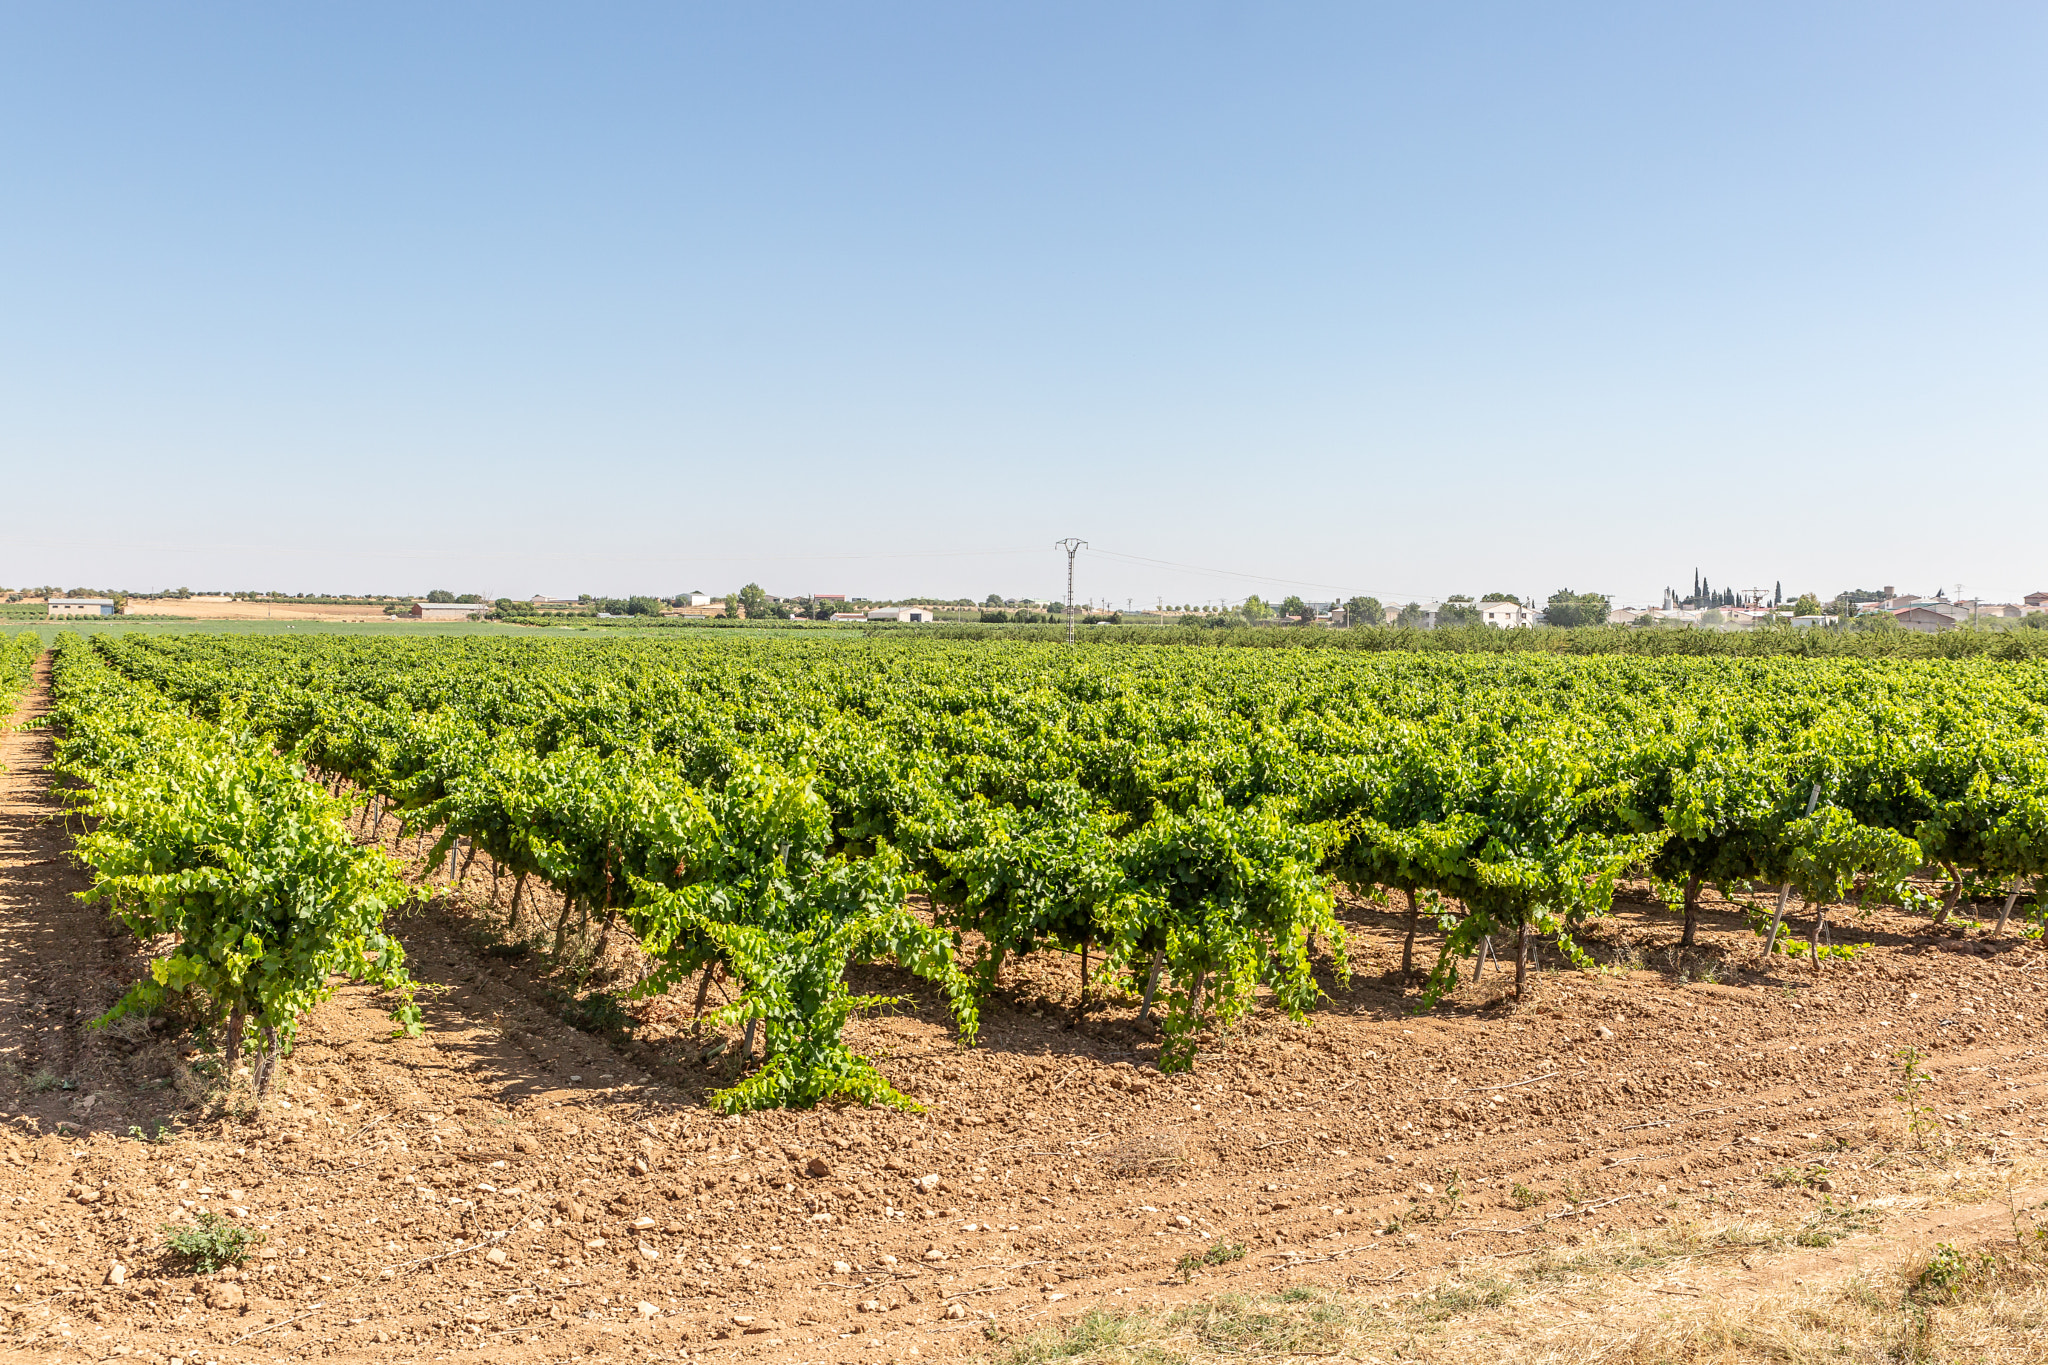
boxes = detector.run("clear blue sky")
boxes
[4,4,2043,607]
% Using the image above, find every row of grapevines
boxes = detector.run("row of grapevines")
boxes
[0,630,40,713]
[48,636,419,1093]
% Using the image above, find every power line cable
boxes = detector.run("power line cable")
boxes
[1,537,1047,566]
[1084,546,1427,604]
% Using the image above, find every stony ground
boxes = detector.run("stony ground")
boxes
[3,666,2046,1364]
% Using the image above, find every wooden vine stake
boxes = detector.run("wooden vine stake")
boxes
[1135,949,1164,1024]
[1400,886,1422,976]
[1471,935,1494,984]
[1763,782,1822,956]
[1996,878,2024,937]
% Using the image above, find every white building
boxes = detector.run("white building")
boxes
[677,591,713,607]
[865,607,933,622]
[47,598,117,617]
[1477,600,1535,628]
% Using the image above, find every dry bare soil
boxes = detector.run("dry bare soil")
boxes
[3,671,2046,1365]
[116,602,399,623]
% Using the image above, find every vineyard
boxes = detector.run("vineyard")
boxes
[48,632,2048,1110]
[5,631,2048,1360]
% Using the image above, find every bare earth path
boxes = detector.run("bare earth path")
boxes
[1,664,2046,1363]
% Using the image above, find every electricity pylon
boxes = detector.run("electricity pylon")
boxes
[1054,538,1087,645]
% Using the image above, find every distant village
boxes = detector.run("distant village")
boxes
[1620,585,2048,634]
[11,580,2047,634]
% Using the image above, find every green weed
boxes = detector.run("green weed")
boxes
[160,1212,262,1273]
[1912,1242,1995,1303]
[560,990,635,1039]
[1891,1047,1941,1151]
[1175,1240,1249,1282]
[1793,1198,1881,1248]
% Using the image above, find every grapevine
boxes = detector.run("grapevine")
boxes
[48,636,419,1093]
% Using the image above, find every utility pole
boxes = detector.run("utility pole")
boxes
[1054,538,1087,645]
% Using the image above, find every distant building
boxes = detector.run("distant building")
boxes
[1478,600,1536,628]
[866,607,933,622]
[410,601,484,621]
[1790,615,1839,628]
[2025,591,2048,611]
[676,591,713,607]
[48,597,116,618]
[829,612,867,623]
[1892,604,1966,633]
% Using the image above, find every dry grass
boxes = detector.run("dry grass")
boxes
[995,1186,2048,1365]
[1103,1131,1189,1179]
[1584,1247,2048,1365]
